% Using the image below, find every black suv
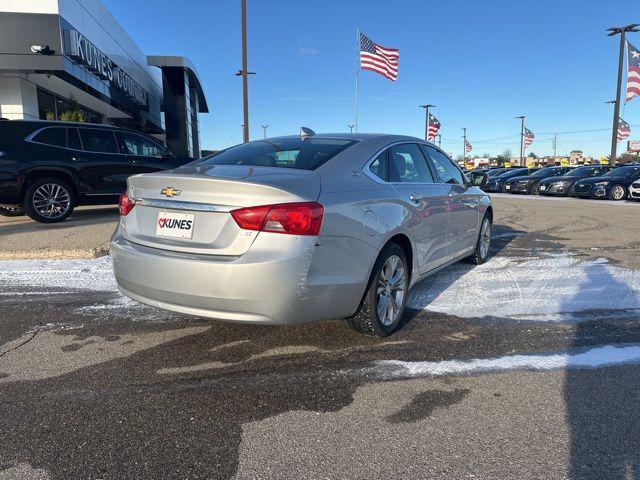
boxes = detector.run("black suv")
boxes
[0,120,191,223]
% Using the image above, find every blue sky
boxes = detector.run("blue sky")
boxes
[106,0,639,158]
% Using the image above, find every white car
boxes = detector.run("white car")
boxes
[629,180,640,200]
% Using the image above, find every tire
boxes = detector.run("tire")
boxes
[528,183,540,195]
[467,214,492,265]
[608,184,626,201]
[347,243,409,337]
[24,177,76,223]
[0,206,25,217]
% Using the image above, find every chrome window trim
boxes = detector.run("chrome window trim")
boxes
[132,197,235,213]
[362,141,441,186]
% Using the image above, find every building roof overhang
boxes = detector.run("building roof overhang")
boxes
[146,55,209,113]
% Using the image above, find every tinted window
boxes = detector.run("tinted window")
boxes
[369,151,388,181]
[609,166,640,177]
[79,129,118,153]
[67,128,81,150]
[423,145,464,185]
[200,137,357,170]
[120,132,165,158]
[389,144,434,183]
[32,127,67,148]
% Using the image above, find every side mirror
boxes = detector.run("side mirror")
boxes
[470,172,488,187]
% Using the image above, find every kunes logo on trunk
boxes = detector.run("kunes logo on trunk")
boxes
[158,218,193,230]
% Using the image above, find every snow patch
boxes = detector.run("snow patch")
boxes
[408,255,640,321]
[379,344,640,377]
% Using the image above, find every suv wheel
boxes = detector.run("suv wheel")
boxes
[0,206,25,217]
[467,214,492,265]
[609,184,626,201]
[347,243,408,337]
[24,177,76,223]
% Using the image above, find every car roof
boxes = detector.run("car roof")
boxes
[263,133,426,143]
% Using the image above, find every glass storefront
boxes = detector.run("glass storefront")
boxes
[37,88,102,124]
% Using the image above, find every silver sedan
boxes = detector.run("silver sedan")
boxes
[111,130,492,336]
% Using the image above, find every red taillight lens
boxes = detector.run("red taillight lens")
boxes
[231,202,324,236]
[119,192,135,216]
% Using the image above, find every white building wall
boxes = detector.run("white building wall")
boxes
[0,0,59,14]
[0,76,39,120]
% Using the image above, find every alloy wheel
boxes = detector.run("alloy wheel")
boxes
[610,185,625,200]
[376,255,406,326]
[31,183,72,219]
[479,218,492,259]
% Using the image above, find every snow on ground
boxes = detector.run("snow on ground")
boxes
[408,255,640,321]
[378,344,640,377]
[0,252,639,323]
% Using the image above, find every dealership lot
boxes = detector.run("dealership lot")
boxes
[1,195,640,479]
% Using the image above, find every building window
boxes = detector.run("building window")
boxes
[37,88,102,124]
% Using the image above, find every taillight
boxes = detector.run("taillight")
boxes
[119,192,135,216]
[231,202,324,236]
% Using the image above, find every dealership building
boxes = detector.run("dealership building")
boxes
[0,0,209,158]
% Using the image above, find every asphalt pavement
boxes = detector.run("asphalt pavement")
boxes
[1,196,640,479]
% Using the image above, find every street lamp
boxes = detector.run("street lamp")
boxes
[261,124,268,138]
[419,105,435,141]
[347,124,354,133]
[236,0,256,143]
[516,116,525,167]
[606,23,640,165]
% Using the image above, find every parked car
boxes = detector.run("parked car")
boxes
[572,164,640,200]
[0,120,190,223]
[628,178,640,200]
[467,167,505,185]
[482,167,530,192]
[538,165,616,196]
[503,166,572,195]
[111,131,493,336]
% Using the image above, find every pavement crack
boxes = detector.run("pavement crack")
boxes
[0,324,42,361]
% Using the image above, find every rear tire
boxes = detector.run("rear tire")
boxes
[608,184,626,201]
[347,243,409,337]
[467,214,492,265]
[24,177,76,223]
[0,206,25,217]
[529,183,540,195]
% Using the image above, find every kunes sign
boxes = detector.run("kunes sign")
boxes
[62,29,147,106]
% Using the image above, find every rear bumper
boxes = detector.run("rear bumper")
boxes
[111,229,373,324]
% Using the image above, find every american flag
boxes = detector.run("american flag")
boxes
[359,32,399,81]
[626,41,640,103]
[465,139,473,153]
[427,114,441,141]
[617,117,631,141]
[524,127,535,148]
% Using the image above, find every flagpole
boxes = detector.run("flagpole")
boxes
[355,28,360,133]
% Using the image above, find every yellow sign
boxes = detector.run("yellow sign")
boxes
[465,163,474,171]
[504,162,511,168]
[600,157,610,165]
[560,158,570,167]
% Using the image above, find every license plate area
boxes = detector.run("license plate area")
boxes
[156,211,195,239]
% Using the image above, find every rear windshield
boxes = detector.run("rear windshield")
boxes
[200,137,357,170]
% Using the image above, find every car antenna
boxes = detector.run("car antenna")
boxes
[300,127,315,139]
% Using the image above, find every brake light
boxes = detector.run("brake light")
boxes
[119,192,135,216]
[231,202,324,236]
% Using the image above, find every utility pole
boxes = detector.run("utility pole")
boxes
[419,104,435,141]
[606,24,639,166]
[462,128,467,162]
[235,0,255,143]
[516,115,525,167]
[552,133,557,162]
[347,124,354,133]
[260,124,268,139]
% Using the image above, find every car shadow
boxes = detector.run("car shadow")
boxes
[563,261,640,478]
[0,206,118,235]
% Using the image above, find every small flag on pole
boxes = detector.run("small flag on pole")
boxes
[465,139,473,154]
[617,117,631,141]
[427,114,441,141]
[626,41,640,103]
[524,127,535,148]
[359,31,399,81]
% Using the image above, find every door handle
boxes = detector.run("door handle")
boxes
[71,156,87,162]
[409,193,423,203]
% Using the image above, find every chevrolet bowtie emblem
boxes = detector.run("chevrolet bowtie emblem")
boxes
[160,187,181,198]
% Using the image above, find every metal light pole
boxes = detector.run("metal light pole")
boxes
[437,134,441,149]
[235,0,255,143]
[606,24,639,165]
[261,124,268,138]
[347,124,354,133]
[462,127,467,162]
[516,115,525,167]
[419,104,435,141]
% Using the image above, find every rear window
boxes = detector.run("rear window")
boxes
[200,137,357,170]
[79,128,119,153]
